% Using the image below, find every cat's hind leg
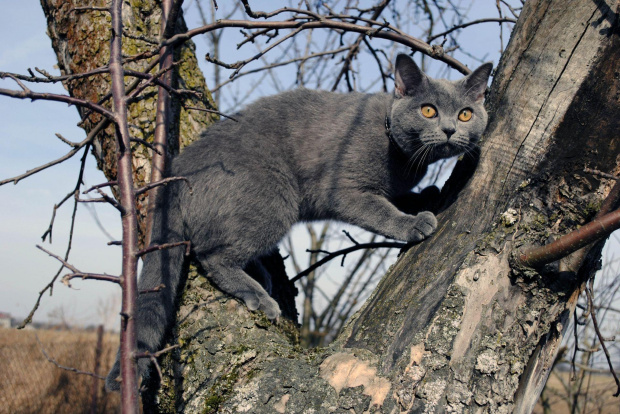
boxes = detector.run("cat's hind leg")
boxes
[197,253,281,320]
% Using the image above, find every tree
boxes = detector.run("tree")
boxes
[150,1,619,412]
[2,0,619,412]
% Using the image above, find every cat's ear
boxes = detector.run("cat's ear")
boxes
[394,54,425,98]
[462,62,493,102]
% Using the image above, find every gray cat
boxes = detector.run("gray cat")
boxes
[106,54,492,390]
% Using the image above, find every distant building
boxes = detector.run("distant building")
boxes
[0,312,12,328]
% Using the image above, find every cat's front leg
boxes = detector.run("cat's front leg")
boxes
[335,192,437,243]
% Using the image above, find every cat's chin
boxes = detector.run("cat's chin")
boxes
[430,143,465,159]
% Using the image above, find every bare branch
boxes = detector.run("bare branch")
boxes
[36,335,105,380]
[0,120,106,187]
[137,240,191,258]
[62,272,122,286]
[135,176,192,196]
[140,284,166,294]
[183,105,239,121]
[164,18,471,74]
[514,207,620,268]
[427,17,517,43]
[292,240,407,283]
[84,181,119,194]
[584,167,619,181]
[36,244,81,274]
[585,286,620,396]
[0,77,115,120]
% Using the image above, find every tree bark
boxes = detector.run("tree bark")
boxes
[40,0,217,247]
[152,0,620,412]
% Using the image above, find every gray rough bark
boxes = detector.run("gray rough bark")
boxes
[151,0,620,413]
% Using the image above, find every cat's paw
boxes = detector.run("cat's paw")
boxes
[105,360,121,392]
[407,211,437,242]
[241,291,281,320]
[105,353,151,392]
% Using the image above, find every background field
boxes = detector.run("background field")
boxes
[2,326,618,413]
[0,327,120,414]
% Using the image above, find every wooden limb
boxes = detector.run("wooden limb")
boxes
[164,18,471,75]
[427,17,517,43]
[135,176,192,196]
[62,272,122,286]
[36,334,105,380]
[183,105,239,121]
[331,0,390,91]
[291,241,406,283]
[136,240,191,257]
[585,285,620,396]
[109,0,141,410]
[0,120,105,187]
[0,75,115,119]
[83,181,119,194]
[140,284,166,294]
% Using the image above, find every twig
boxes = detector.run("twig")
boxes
[183,104,239,121]
[585,285,620,396]
[77,188,125,213]
[0,120,105,187]
[62,272,122,286]
[130,137,163,155]
[571,309,579,381]
[331,0,390,91]
[134,344,180,359]
[211,45,350,92]
[41,190,76,243]
[36,335,105,380]
[135,177,192,196]
[83,181,118,194]
[427,17,517,43]
[292,241,407,282]
[163,18,471,75]
[19,148,89,329]
[342,229,359,245]
[36,245,81,274]
[137,240,191,257]
[0,75,115,120]
[140,284,166,294]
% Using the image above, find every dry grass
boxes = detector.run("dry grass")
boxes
[534,370,620,414]
[0,327,120,414]
[3,326,617,413]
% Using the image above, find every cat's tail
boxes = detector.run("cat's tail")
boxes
[105,187,189,392]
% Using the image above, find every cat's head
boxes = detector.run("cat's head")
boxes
[389,54,492,162]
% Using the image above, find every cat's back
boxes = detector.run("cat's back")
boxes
[171,89,373,174]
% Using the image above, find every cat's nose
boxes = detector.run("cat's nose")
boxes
[442,127,456,140]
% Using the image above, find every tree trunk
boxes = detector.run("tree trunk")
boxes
[40,0,217,247]
[153,0,620,412]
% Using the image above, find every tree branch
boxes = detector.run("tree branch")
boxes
[291,240,407,283]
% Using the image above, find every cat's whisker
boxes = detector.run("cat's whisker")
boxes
[405,144,428,174]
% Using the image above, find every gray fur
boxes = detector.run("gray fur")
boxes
[105,55,492,390]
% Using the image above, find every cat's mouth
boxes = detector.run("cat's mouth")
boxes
[430,142,465,158]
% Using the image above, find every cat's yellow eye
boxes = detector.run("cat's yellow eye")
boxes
[458,108,473,122]
[421,105,437,118]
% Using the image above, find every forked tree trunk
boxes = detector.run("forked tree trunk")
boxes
[152,0,620,412]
